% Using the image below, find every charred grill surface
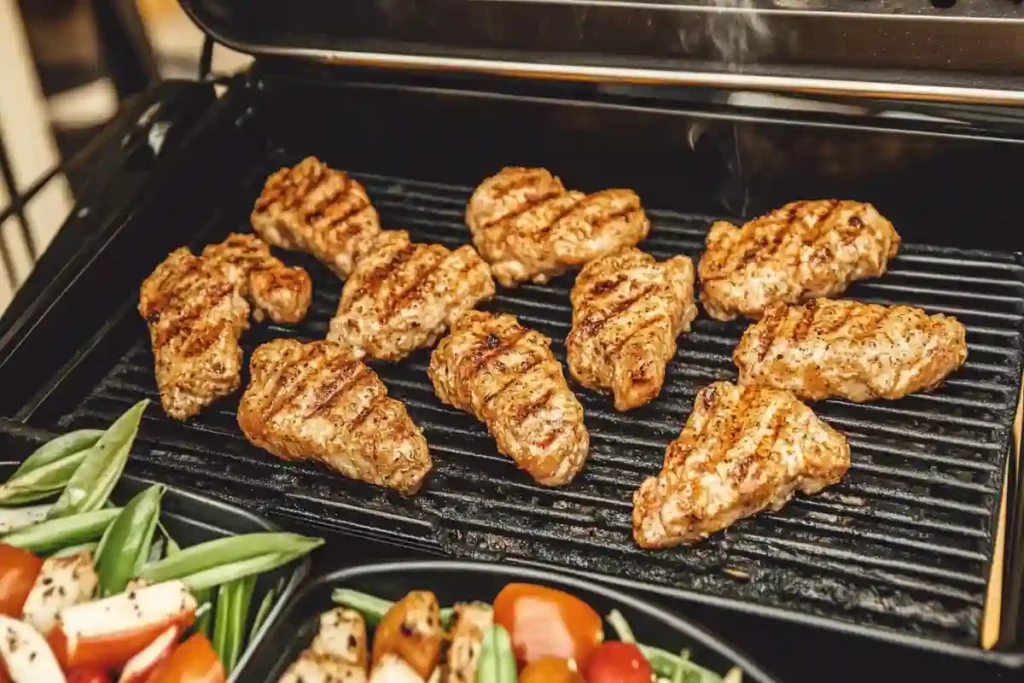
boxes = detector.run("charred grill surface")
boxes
[37,158,1024,649]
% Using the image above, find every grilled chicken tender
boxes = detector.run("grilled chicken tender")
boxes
[698,200,901,320]
[429,311,589,486]
[279,608,368,683]
[202,233,312,324]
[567,248,698,411]
[238,339,431,494]
[327,231,496,361]
[139,248,250,420]
[633,381,850,548]
[252,157,382,277]
[735,298,968,402]
[466,167,651,287]
[446,603,493,683]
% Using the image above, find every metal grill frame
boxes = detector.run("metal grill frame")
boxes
[1,70,1023,665]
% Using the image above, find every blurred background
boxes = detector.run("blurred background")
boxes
[0,0,249,311]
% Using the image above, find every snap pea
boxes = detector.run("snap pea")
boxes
[212,581,234,669]
[9,429,103,479]
[194,588,213,637]
[0,503,51,534]
[248,584,278,644]
[1,507,121,553]
[476,624,517,683]
[174,546,318,593]
[94,484,163,596]
[139,532,321,585]
[50,541,99,559]
[48,400,148,519]
[219,574,256,674]
[330,588,455,628]
[0,451,88,506]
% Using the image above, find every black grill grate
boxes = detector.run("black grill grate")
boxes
[45,154,1024,646]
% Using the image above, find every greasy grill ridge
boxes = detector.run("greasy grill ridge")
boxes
[38,158,1024,648]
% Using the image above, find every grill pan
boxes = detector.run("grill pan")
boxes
[1,71,1023,667]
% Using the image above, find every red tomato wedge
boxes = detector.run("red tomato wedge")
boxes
[582,641,652,683]
[67,669,112,683]
[493,583,603,667]
[0,545,42,618]
[146,633,225,683]
[48,581,196,672]
[119,626,181,683]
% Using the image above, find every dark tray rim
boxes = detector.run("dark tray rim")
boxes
[265,558,782,683]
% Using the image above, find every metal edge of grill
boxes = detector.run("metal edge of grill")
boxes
[2,77,1024,665]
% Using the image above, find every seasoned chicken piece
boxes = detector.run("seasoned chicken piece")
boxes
[202,233,312,324]
[734,298,968,402]
[252,157,382,277]
[138,248,250,420]
[698,200,901,320]
[238,339,431,494]
[429,311,589,486]
[21,551,98,635]
[466,167,651,287]
[327,231,495,361]
[446,603,493,683]
[373,591,442,680]
[279,608,368,683]
[567,248,698,411]
[633,381,850,548]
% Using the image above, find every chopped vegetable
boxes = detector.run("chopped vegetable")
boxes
[21,551,98,635]
[138,532,321,588]
[116,625,180,683]
[0,431,103,507]
[519,657,583,683]
[606,609,636,643]
[194,588,213,638]
[145,632,225,683]
[248,584,278,643]
[639,643,722,682]
[583,641,652,683]
[372,591,442,680]
[492,583,603,666]
[332,587,395,625]
[0,545,42,617]
[9,430,105,480]
[212,574,256,675]
[476,624,517,683]
[65,668,112,683]
[1,508,121,554]
[672,649,690,683]
[0,615,66,683]
[48,580,197,671]
[47,400,147,520]
[94,484,163,597]
[0,504,51,535]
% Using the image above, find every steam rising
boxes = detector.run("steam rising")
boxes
[680,0,776,69]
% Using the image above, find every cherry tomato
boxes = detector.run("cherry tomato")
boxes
[66,668,112,683]
[145,633,225,683]
[519,657,584,683]
[492,583,603,667]
[0,545,42,617]
[582,641,652,683]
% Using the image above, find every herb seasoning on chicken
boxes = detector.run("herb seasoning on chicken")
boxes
[202,233,312,324]
[238,339,431,495]
[698,199,900,320]
[251,157,382,278]
[633,381,850,548]
[138,248,250,420]
[279,608,369,683]
[327,231,495,361]
[429,311,589,486]
[466,167,651,288]
[567,248,698,411]
[734,298,968,402]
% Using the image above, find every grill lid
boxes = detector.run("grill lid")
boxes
[179,0,1024,104]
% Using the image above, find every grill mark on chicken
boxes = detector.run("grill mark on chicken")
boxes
[430,311,589,486]
[485,190,566,232]
[578,284,658,337]
[735,298,967,402]
[307,361,368,418]
[378,251,448,327]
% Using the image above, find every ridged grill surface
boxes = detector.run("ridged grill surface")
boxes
[46,157,1024,646]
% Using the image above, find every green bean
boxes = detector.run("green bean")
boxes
[50,541,99,559]
[477,624,517,683]
[0,503,51,534]
[640,643,721,683]
[248,585,278,644]
[0,451,88,506]
[672,649,690,683]
[331,588,395,625]
[2,508,121,553]
[158,522,180,555]
[9,429,104,479]
[194,588,213,637]
[607,609,637,643]
[223,574,256,673]
[212,582,234,667]
[139,532,321,584]
[94,484,163,596]
[175,545,319,593]
[48,401,148,519]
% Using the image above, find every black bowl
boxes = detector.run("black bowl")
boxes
[239,560,780,682]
